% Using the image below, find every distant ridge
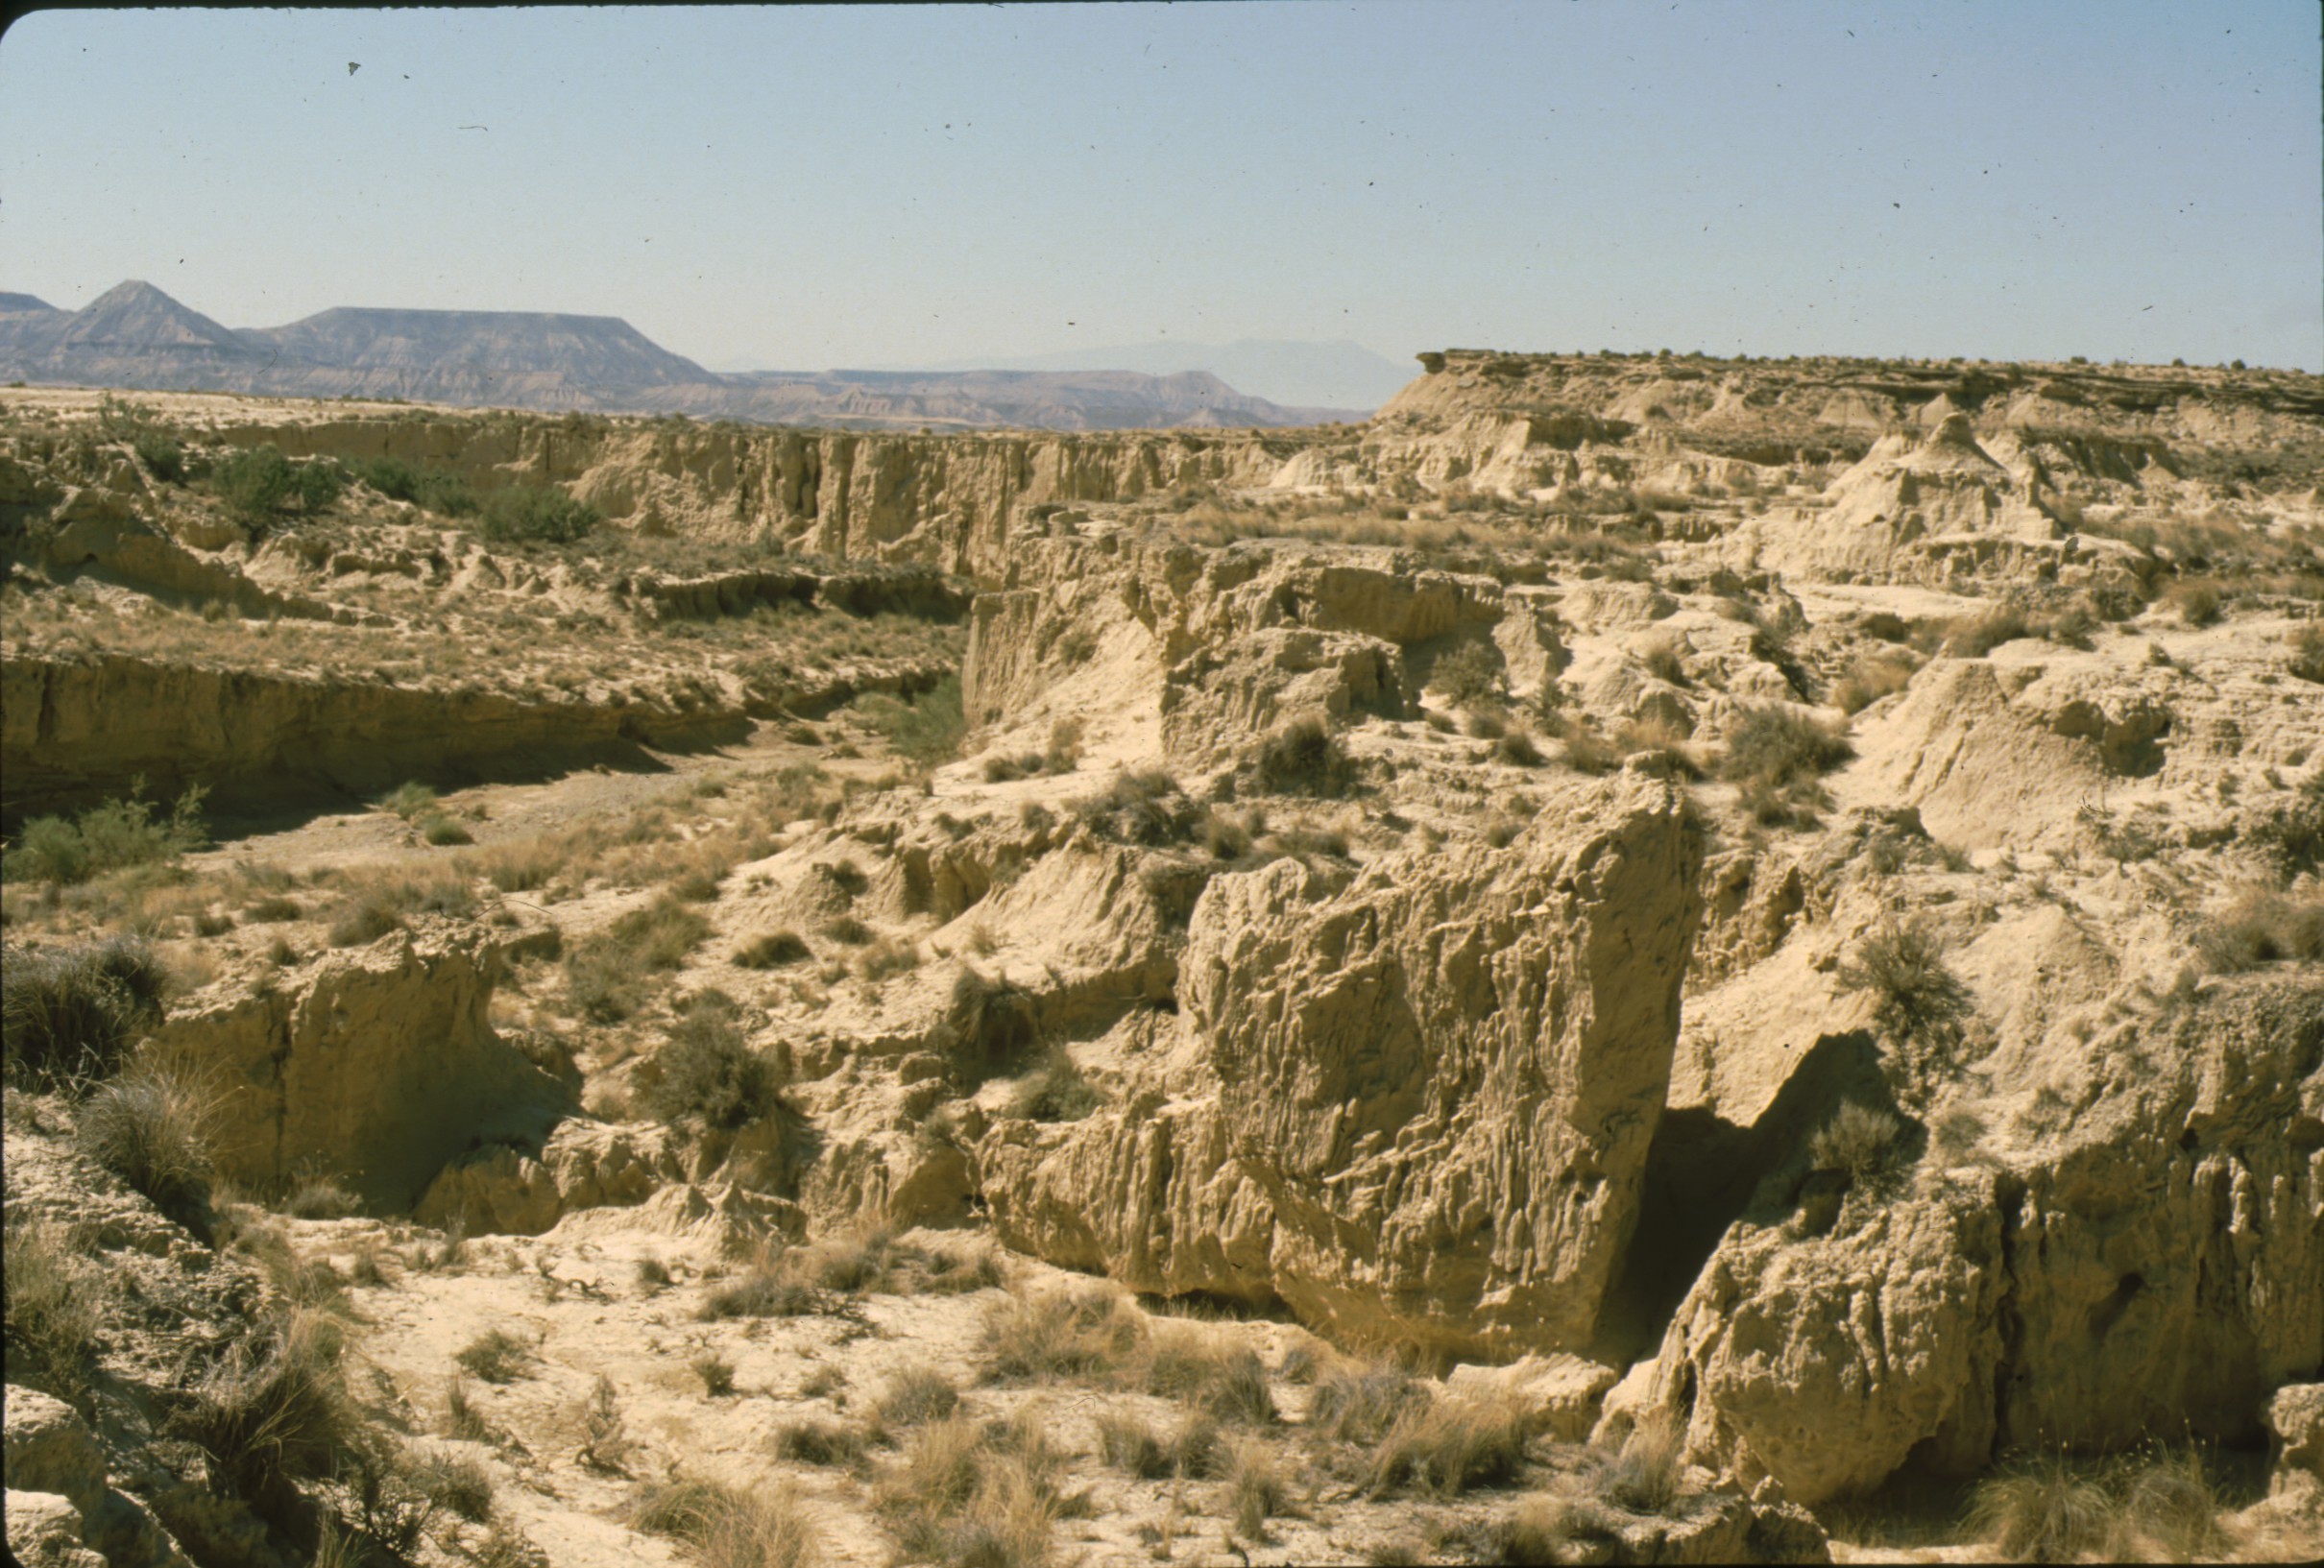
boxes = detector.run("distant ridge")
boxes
[0,280,1375,430]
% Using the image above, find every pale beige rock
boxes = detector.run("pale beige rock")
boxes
[979,771,1704,1359]
[4,1490,105,1568]
[155,927,572,1210]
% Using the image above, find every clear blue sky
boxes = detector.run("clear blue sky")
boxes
[1,2,2315,372]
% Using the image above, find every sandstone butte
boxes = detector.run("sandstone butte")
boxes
[1,351,2319,1565]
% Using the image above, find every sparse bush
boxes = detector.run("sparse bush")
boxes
[855,676,966,768]
[819,913,873,946]
[1721,705,1852,789]
[74,1058,220,1217]
[2247,772,2324,879]
[1479,1494,1622,1563]
[1602,1411,1684,1513]
[327,899,403,949]
[735,929,811,969]
[453,1328,534,1385]
[1944,606,2033,659]
[1144,1328,1277,1427]
[577,1374,635,1473]
[2,934,171,1087]
[1810,1100,1903,1182]
[405,1446,496,1523]
[1009,1043,1101,1123]
[640,998,781,1130]
[420,813,473,847]
[476,483,597,545]
[699,1266,818,1321]
[777,1418,869,1467]
[6,784,208,885]
[1433,642,1504,707]
[693,1353,738,1398]
[1309,1362,1430,1447]
[382,782,439,821]
[2196,889,2324,972]
[947,967,1039,1088]
[613,895,713,967]
[1640,637,1689,688]
[2168,578,2223,627]
[1493,730,1543,768]
[1226,1439,1293,1538]
[1071,768,1201,845]
[213,446,342,524]
[1834,651,1918,714]
[855,935,920,982]
[1254,716,1356,798]
[1837,920,1972,1041]
[2288,623,2324,685]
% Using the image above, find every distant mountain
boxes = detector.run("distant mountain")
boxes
[908,338,1418,412]
[0,281,1368,431]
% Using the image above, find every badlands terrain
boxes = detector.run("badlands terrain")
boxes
[2,350,2321,1567]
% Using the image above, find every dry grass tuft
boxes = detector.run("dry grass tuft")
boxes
[1602,1411,1685,1514]
[1367,1391,1531,1498]
[453,1328,535,1385]
[73,1055,222,1218]
[3,1218,105,1394]
[981,1286,1144,1384]
[635,1474,823,1568]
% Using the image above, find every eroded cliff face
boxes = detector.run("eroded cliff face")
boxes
[212,413,1319,576]
[0,651,746,818]
[978,773,1705,1361]
[1608,979,2324,1508]
[152,925,573,1210]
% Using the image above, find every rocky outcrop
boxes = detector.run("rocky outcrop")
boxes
[975,771,1705,1360]
[153,928,573,1211]
[414,1118,687,1235]
[3,1388,185,1568]
[1615,977,2324,1506]
[0,650,746,821]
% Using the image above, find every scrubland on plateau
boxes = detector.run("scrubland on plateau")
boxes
[2,350,2321,1566]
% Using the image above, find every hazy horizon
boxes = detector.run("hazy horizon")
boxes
[2,2,2317,377]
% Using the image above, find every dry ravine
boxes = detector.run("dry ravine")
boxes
[4,357,2320,1567]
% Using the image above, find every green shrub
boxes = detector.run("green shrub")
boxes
[212,446,342,524]
[6,784,208,885]
[2288,624,2324,685]
[2,934,170,1086]
[639,998,781,1130]
[1720,706,1852,789]
[476,484,597,544]
[1433,642,1504,707]
[1254,716,1356,798]
[134,430,185,483]
[855,676,967,768]
[734,930,811,969]
[1009,1044,1101,1123]
[348,455,475,517]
